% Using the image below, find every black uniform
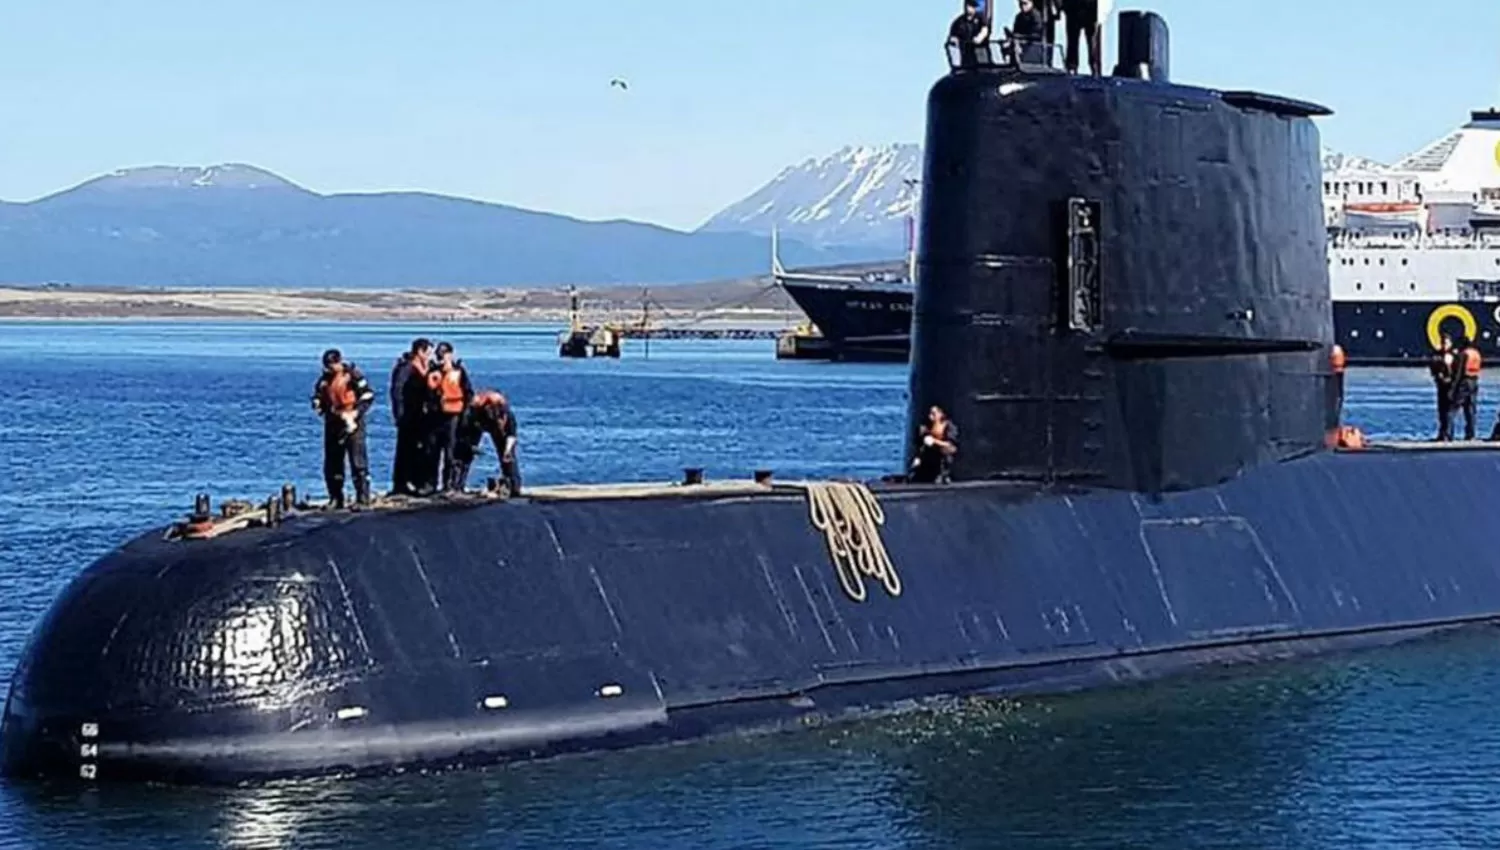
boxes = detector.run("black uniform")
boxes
[911,420,960,484]
[1041,0,1061,61]
[389,352,416,493]
[1430,347,1456,441]
[1009,7,1046,63]
[395,358,440,495]
[453,399,521,495]
[1453,344,1481,440]
[948,10,988,68]
[311,364,375,507]
[1062,0,1101,75]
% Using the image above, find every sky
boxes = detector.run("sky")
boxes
[2,0,1498,231]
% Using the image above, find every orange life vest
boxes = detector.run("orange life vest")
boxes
[439,366,465,414]
[1330,344,1346,374]
[1336,425,1365,449]
[1464,347,1482,377]
[324,372,357,413]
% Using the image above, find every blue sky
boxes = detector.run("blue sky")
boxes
[2,0,1497,230]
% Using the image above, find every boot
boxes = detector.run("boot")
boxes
[330,491,346,510]
[354,478,372,509]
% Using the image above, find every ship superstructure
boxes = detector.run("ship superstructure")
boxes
[1326,109,1500,360]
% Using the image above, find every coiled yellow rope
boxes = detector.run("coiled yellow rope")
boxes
[802,481,900,602]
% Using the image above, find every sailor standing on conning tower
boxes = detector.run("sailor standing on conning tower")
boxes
[947,1,991,69]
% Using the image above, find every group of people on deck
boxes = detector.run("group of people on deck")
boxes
[949,0,1108,74]
[309,338,520,509]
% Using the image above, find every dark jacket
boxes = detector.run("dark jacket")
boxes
[1011,8,1044,40]
[914,419,959,482]
[1430,349,1456,388]
[459,400,517,456]
[396,358,439,425]
[389,353,413,421]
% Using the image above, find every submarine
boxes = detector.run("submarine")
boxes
[8,12,1500,786]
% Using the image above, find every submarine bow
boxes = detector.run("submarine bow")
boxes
[9,11,1500,785]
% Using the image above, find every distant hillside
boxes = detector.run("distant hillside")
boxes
[0,165,883,288]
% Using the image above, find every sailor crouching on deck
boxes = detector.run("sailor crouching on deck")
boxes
[452,390,521,496]
[312,348,376,509]
[1430,334,1456,441]
[1453,336,1482,440]
[910,405,959,484]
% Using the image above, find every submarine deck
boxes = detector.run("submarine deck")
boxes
[157,438,1500,544]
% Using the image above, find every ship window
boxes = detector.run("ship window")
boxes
[1355,282,1363,290]
[1402,258,1408,266]
[1376,329,1385,338]
[1364,259,1370,265]
[1410,283,1416,291]
[1381,181,1388,194]
[1379,282,1385,290]
[1379,258,1385,266]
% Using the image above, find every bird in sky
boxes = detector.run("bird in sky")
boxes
[610,78,628,91]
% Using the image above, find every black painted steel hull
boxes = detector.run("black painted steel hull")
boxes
[7,447,1500,784]
[784,280,1500,365]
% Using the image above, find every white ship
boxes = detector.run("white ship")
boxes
[1326,108,1500,361]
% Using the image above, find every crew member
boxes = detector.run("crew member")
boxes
[948,1,991,69]
[389,343,418,494]
[1040,0,1062,64]
[453,390,521,495]
[429,341,474,492]
[311,348,375,509]
[1430,334,1456,441]
[394,338,438,495]
[1061,0,1103,77]
[1453,335,1482,440]
[1004,0,1047,64]
[1329,342,1346,425]
[910,405,959,484]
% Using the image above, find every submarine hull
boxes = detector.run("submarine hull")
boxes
[6,446,1500,784]
[13,12,1500,786]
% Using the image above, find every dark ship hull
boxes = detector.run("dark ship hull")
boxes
[5,450,1500,785]
[11,10,1500,787]
[782,281,1499,366]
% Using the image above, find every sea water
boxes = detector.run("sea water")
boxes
[0,320,1496,850]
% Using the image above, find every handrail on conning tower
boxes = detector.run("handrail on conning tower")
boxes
[945,37,1065,75]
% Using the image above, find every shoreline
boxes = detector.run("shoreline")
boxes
[0,280,808,326]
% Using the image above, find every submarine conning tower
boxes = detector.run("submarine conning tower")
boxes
[910,12,1337,493]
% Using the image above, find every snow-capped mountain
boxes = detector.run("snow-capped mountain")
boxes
[699,144,922,250]
[704,143,1390,252]
[1320,147,1388,174]
[58,163,308,197]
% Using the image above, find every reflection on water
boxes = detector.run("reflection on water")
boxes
[9,629,1500,849]
[1,323,1499,849]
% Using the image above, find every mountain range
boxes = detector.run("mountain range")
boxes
[0,165,881,289]
[0,142,1387,289]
